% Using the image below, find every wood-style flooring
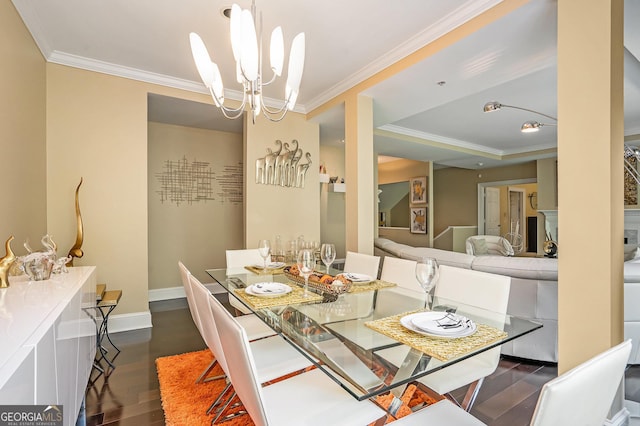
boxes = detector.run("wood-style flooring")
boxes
[83,298,637,425]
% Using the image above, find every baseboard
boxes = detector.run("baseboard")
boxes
[148,283,226,302]
[148,286,186,302]
[107,310,153,333]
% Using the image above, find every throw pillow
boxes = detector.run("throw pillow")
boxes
[471,238,489,255]
[498,237,515,256]
[625,244,640,262]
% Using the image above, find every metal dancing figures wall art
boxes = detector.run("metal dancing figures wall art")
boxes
[255,139,312,188]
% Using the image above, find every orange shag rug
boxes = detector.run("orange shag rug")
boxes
[156,349,251,426]
[156,350,438,425]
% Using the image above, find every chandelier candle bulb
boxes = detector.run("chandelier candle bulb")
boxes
[189,0,305,122]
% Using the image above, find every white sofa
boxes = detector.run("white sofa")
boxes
[374,237,640,364]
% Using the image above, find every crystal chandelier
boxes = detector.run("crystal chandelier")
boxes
[189,1,305,123]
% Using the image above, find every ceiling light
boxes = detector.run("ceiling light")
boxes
[190,0,305,123]
[483,101,557,133]
[520,121,557,133]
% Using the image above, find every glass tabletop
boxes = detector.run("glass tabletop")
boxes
[206,267,543,400]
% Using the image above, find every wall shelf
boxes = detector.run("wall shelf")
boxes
[328,183,346,193]
[319,173,330,183]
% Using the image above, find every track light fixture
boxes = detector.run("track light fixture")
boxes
[483,101,557,133]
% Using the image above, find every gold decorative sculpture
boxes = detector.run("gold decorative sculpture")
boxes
[0,236,16,288]
[67,178,84,266]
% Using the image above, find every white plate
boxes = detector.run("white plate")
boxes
[246,282,292,298]
[252,262,286,269]
[340,273,373,284]
[400,312,477,338]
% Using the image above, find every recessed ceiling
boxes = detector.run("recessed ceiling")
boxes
[12,0,640,169]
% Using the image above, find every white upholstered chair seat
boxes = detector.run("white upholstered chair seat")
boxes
[391,399,486,425]
[260,369,385,426]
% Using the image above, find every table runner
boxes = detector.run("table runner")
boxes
[364,310,507,361]
[233,285,323,309]
[244,265,286,275]
[347,279,397,294]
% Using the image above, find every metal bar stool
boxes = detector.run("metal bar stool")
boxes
[95,289,122,371]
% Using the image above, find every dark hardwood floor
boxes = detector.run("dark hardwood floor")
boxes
[84,298,638,425]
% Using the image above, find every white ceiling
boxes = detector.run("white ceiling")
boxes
[12,0,640,169]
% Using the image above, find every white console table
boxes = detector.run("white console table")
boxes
[0,266,97,425]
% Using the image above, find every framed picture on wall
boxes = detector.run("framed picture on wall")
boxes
[410,207,427,234]
[410,176,427,205]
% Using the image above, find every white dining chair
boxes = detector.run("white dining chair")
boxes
[178,261,203,333]
[376,265,511,411]
[421,265,510,410]
[392,339,632,426]
[181,262,274,340]
[179,261,275,383]
[380,256,420,290]
[344,251,381,279]
[190,274,313,421]
[226,248,270,269]
[211,290,388,426]
[226,248,272,315]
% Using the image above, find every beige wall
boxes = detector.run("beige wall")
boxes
[148,122,243,289]
[244,111,320,248]
[320,145,346,258]
[433,162,537,236]
[537,157,558,210]
[45,63,212,319]
[0,2,47,247]
[378,159,431,245]
[378,159,430,184]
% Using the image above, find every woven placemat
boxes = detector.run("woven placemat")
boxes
[347,279,397,294]
[365,310,507,361]
[233,285,323,309]
[244,265,285,275]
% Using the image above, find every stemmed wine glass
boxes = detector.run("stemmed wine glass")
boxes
[320,243,336,273]
[297,248,315,297]
[415,257,439,310]
[257,239,271,269]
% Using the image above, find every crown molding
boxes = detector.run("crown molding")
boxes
[304,0,503,112]
[378,124,557,157]
[46,51,307,115]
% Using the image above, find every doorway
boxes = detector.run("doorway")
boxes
[477,179,537,253]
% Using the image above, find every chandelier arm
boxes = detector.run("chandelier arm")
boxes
[260,107,289,122]
[502,104,557,121]
[260,100,288,115]
[211,89,248,120]
[261,71,278,86]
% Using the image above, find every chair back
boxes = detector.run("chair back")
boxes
[189,274,229,376]
[226,248,271,269]
[178,261,202,333]
[210,294,270,426]
[380,256,420,290]
[344,251,380,278]
[436,265,510,319]
[530,339,631,426]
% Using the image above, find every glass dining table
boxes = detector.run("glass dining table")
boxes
[206,267,543,402]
